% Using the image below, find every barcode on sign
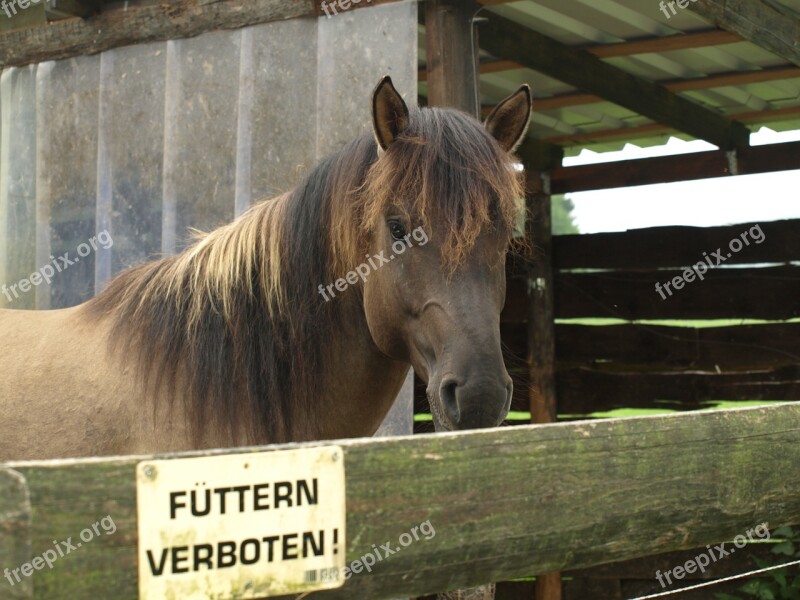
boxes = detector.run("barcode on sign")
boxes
[304,568,339,583]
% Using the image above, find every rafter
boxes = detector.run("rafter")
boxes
[477,12,750,148]
[419,30,742,83]
[526,65,800,112]
[543,104,800,146]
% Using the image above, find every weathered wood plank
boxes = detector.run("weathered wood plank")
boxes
[501,266,800,322]
[689,0,800,68]
[553,367,800,414]
[0,0,414,69]
[553,219,798,270]
[0,468,32,599]
[500,322,800,372]
[0,0,314,69]
[498,369,800,414]
[556,323,800,372]
[420,373,799,416]
[550,141,800,192]
[4,404,800,598]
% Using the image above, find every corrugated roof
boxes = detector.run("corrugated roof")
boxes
[419,0,800,156]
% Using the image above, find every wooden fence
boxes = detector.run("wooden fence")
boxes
[413,218,800,426]
[2,403,799,599]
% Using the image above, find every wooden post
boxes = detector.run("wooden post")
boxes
[527,171,562,600]
[424,0,480,115]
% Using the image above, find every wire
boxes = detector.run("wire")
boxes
[626,557,800,600]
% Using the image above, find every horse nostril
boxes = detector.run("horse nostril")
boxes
[439,380,459,425]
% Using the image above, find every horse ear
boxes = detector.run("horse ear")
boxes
[484,84,532,153]
[372,76,410,151]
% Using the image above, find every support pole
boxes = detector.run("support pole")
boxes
[527,171,562,600]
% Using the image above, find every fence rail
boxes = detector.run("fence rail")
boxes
[1,403,799,599]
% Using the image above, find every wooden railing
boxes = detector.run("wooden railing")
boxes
[2,403,799,599]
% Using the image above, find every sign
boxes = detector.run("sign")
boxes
[136,446,346,599]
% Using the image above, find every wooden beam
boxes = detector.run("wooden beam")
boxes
[553,219,800,270]
[503,264,800,322]
[554,367,800,414]
[0,0,313,68]
[498,321,800,372]
[668,65,800,91]
[544,103,800,146]
[689,0,800,67]
[478,13,750,148]
[556,322,800,373]
[527,65,800,112]
[5,404,800,597]
[549,140,800,193]
[555,265,800,320]
[545,123,675,146]
[414,368,800,415]
[420,30,742,82]
[0,0,410,68]
[588,29,741,58]
[735,103,800,123]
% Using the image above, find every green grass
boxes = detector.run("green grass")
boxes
[414,402,791,422]
[556,317,800,328]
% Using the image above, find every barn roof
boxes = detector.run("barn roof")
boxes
[419,0,800,157]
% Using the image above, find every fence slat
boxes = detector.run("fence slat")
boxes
[4,403,800,599]
[502,266,800,322]
[553,219,798,270]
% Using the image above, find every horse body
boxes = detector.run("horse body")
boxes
[0,303,408,460]
[0,77,532,461]
[0,306,142,459]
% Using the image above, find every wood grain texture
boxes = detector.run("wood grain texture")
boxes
[3,403,800,598]
[550,141,800,193]
[690,0,800,68]
[0,0,315,69]
[552,219,799,270]
[501,265,800,322]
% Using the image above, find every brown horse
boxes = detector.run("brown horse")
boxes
[0,77,531,461]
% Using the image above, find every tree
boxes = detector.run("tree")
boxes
[552,194,580,235]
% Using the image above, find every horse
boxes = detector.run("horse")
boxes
[0,76,532,461]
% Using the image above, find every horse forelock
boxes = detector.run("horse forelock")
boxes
[361,107,525,270]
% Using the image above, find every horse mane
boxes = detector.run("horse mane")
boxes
[82,106,524,445]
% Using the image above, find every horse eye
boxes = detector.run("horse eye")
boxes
[388,220,407,241]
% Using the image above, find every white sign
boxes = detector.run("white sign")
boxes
[136,446,346,599]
